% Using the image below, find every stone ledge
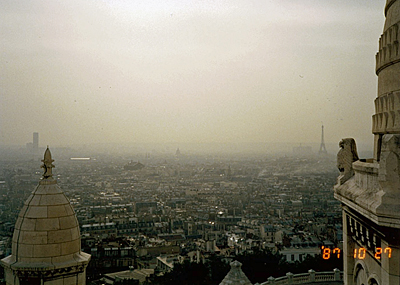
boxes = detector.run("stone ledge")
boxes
[334,177,400,228]
[1,252,90,275]
[353,161,379,191]
[353,161,379,174]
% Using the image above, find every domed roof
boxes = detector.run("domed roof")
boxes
[1,148,90,271]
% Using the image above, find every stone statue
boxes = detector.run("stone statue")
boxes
[337,138,359,185]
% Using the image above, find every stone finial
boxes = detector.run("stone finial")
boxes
[333,268,341,281]
[308,269,316,282]
[41,146,55,179]
[337,138,359,185]
[219,260,253,285]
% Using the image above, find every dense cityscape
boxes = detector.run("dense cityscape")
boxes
[0,141,342,284]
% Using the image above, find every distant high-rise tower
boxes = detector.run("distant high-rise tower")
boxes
[33,132,39,150]
[318,125,327,155]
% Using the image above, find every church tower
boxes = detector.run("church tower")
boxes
[334,1,400,284]
[1,148,91,285]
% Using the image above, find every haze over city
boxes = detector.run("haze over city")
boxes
[1,0,384,151]
[3,1,400,284]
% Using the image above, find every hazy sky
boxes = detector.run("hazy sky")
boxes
[0,0,385,148]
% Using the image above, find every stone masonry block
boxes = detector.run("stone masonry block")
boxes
[17,243,34,258]
[33,243,61,257]
[70,227,80,240]
[25,206,48,218]
[20,218,36,231]
[28,194,42,206]
[59,216,78,230]
[19,256,52,264]
[19,231,48,245]
[48,229,72,244]
[35,218,60,231]
[48,205,68,218]
[64,205,75,216]
[39,194,68,206]
[61,240,80,255]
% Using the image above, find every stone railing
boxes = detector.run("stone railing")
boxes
[257,269,342,285]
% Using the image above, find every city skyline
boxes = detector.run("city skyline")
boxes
[1,1,385,148]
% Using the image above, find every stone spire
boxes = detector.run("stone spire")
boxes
[219,261,252,285]
[1,148,91,285]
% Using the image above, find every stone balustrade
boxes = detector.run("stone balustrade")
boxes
[257,269,342,285]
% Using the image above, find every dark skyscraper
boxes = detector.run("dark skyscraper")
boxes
[33,132,39,150]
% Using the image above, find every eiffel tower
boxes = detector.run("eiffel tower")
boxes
[319,125,328,155]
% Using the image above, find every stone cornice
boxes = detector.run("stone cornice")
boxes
[1,252,91,275]
[12,264,87,278]
[334,180,400,229]
[376,58,400,76]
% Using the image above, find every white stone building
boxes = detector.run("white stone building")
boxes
[1,148,91,285]
[280,246,321,263]
[334,1,400,284]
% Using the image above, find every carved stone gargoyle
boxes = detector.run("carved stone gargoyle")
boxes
[337,138,359,185]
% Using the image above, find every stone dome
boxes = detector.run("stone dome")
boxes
[1,148,90,273]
